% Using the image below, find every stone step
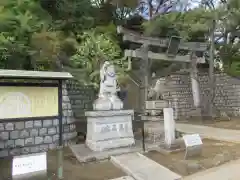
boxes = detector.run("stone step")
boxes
[109,176,135,180]
[111,152,182,180]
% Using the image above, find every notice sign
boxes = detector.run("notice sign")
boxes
[12,152,47,178]
[183,134,203,159]
[0,86,58,119]
[183,134,202,147]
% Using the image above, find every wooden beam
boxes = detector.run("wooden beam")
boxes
[124,50,205,64]
[0,69,73,79]
[118,26,208,52]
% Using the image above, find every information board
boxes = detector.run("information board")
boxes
[12,152,47,178]
[0,86,58,119]
[183,134,203,159]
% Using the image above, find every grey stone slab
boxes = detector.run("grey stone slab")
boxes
[48,127,56,135]
[35,137,44,144]
[109,176,135,180]
[69,143,142,163]
[0,123,4,131]
[19,130,29,138]
[15,139,25,147]
[0,141,4,149]
[25,137,34,145]
[0,132,9,140]
[25,121,34,128]
[21,147,30,154]
[111,153,182,180]
[5,140,15,148]
[10,131,19,139]
[15,122,25,130]
[5,123,14,130]
[34,120,42,128]
[44,136,53,144]
[30,129,39,136]
[9,148,21,156]
[39,128,47,136]
[0,150,8,157]
[43,120,52,127]
[53,119,59,126]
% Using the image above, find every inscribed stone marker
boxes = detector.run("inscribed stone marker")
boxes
[163,108,175,148]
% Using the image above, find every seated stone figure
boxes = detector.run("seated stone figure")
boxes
[93,61,123,110]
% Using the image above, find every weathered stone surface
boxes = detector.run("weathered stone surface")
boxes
[30,129,39,136]
[35,137,44,144]
[53,119,59,126]
[0,132,9,140]
[20,130,29,138]
[15,139,24,147]
[5,123,14,130]
[21,147,30,154]
[0,123,4,131]
[25,138,34,145]
[34,120,42,128]
[43,120,52,127]
[0,142,4,149]
[44,136,53,144]
[39,144,48,151]
[70,124,76,131]
[0,150,8,157]
[53,135,59,142]
[39,128,47,136]
[10,131,19,139]
[10,148,21,156]
[48,127,56,135]
[63,125,69,133]
[30,146,40,153]
[15,122,25,130]
[25,121,34,128]
[5,140,15,148]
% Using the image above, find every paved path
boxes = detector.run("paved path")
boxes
[111,152,181,180]
[176,123,240,143]
[183,158,240,180]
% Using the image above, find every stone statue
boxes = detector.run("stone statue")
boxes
[148,77,168,100]
[99,61,117,97]
[94,61,123,110]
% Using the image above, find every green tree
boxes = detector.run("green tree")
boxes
[70,27,128,88]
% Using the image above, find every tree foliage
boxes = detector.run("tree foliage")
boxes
[0,0,240,85]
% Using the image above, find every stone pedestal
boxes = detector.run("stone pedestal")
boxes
[85,110,135,151]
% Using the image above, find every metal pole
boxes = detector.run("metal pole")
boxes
[58,80,63,179]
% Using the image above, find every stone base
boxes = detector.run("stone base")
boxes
[85,110,135,151]
[69,143,141,163]
[86,138,135,152]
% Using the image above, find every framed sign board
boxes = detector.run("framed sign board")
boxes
[166,36,181,57]
[0,86,58,119]
[12,152,47,179]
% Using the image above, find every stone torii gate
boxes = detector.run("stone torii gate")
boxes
[117,26,208,119]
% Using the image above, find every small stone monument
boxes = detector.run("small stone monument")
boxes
[163,108,176,148]
[85,61,135,151]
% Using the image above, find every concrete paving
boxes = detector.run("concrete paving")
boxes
[183,158,240,180]
[109,176,135,180]
[111,152,182,180]
[176,123,240,143]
